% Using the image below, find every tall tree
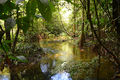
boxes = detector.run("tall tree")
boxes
[79,1,85,48]
[73,0,76,37]
[87,0,120,68]
[93,0,100,38]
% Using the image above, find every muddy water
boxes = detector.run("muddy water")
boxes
[0,41,115,80]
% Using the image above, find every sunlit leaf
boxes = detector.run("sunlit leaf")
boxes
[3,1,16,13]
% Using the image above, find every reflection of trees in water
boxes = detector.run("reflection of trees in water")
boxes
[10,63,46,80]
[10,58,57,80]
[22,64,46,80]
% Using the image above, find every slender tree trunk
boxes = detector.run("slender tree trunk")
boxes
[87,0,120,68]
[0,25,4,42]
[73,0,76,37]
[79,5,85,48]
[93,0,100,38]
[93,0,101,79]
[12,6,20,53]
[5,18,11,48]
[6,30,11,48]
[0,25,6,53]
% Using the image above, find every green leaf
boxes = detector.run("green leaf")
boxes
[8,55,28,63]
[1,40,12,52]
[8,55,18,60]
[19,0,38,33]
[0,1,16,19]
[17,17,31,33]
[100,18,105,24]
[49,1,55,12]
[26,0,37,17]
[3,1,16,13]
[37,0,53,22]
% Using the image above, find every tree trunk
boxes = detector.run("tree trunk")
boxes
[87,0,120,68]
[6,31,11,48]
[93,0,100,38]
[12,6,20,53]
[73,0,76,37]
[79,5,85,48]
[93,0,101,79]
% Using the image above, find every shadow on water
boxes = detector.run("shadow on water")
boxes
[0,41,115,80]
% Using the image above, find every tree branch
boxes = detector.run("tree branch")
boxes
[87,0,120,67]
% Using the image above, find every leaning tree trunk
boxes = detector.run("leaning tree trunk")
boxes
[87,0,120,68]
[93,0,100,38]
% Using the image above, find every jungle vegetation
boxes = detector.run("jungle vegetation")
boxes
[0,0,120,80]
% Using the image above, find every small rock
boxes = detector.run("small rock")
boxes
[16,56,27,62]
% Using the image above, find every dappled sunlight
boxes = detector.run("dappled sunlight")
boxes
[0,0,118,79]
[57,42,73,61]
[59,0,72,24]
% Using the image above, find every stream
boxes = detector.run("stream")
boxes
[0,41,115,80]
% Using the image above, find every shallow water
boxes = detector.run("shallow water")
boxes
[40,41,115,80]
[0,67,10,80]
[0,41,115,80]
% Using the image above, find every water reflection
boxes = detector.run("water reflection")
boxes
[40,63,49,74]
[51,71,72,80]
[42,48,59,54]
[0,75,9,80]
[0,67,10,80]
[52,60,56,67]
[40,41,115,80]
[0,41,115,80]
[58,43,73,61]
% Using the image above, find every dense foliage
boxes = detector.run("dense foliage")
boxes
[0,0,120,79]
